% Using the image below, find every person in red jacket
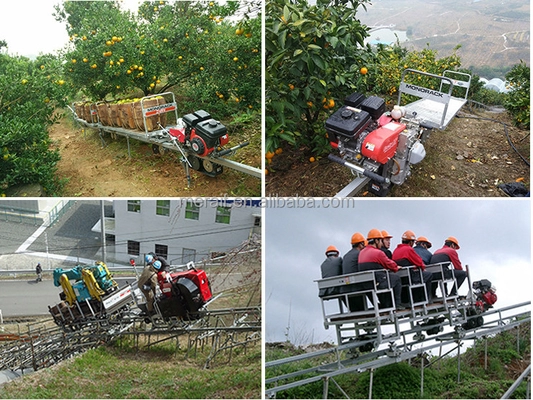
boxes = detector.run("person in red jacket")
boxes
[380,230,393,259]
[358,229,405,310]
[430,236,467,296]
[392,230,434,304]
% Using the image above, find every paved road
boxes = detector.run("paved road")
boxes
[0,278,134,317]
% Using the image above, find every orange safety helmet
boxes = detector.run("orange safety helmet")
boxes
[416,236,432,248]
[445,236,460,249]
[351,232,366,245]
[402,230,417,241]
[381,230,393,239]
[325,245,340,256]
[367,228,383,240]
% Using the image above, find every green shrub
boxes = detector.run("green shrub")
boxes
[504,61,530,128]
[0,50,69,195]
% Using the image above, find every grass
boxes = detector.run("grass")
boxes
[0,335,261,399]
[266,322,531,399]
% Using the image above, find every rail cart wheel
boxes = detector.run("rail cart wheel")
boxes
[203,159,223,176]
[203,159,214,173]
[188,155,202,171]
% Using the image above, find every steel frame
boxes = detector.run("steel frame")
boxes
[0,306,261,374]
[67,94,261,179]
[265,302,530,398]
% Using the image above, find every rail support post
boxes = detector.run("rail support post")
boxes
[369,368,374,399]
[457,340,462,383]
[322,376,329,399]
[420,354,425,399]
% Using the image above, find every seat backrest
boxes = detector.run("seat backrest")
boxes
[430,252,450,264]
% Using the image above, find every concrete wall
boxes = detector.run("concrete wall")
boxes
[112,199,261,264]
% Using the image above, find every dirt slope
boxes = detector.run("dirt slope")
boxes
[49,112,261,197]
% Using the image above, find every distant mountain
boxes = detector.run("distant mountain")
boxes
[358,0,530,76]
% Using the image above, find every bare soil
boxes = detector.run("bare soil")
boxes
[49,112,262,197]
[266,109,530,197]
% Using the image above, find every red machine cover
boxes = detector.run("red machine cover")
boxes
[361,121,406,164]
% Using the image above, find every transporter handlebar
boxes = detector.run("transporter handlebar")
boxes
[328,154,390,184]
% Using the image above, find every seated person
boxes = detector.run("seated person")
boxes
[318,245,342,298]
[430,236,467,297]
[358,229,404,310]
[392,230,433,304]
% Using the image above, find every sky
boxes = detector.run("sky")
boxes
[0,1,68,58]
[265,198,531,345]
[0,0,139,58]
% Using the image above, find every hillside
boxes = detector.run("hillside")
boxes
[358,0,530,77]
[266,322,531,399]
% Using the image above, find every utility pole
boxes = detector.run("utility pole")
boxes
[100,200,107,263]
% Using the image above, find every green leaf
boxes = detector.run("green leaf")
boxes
[280,132,296,144]
[312,55,325,70]
[277,30,287,49]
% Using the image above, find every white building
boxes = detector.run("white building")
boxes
[99,199,261,265]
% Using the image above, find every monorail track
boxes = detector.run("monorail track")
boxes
[0,306,261,373]
[265,301,530,398]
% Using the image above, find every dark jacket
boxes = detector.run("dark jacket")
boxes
[413,244,433,265]
[341,247,360,294]
[319,255,342,297]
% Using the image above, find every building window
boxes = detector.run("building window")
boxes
[127,240,140,256]
[215,206,231,224]
[185,201,200,220]
[156,200,170,216]
[155,244,168,259]
[182,248,196,264]
[127,200,141,213]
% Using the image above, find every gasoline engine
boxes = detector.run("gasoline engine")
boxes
[472,279,497,312]
[326,93,431,196]
[156,264,212,320]
[168,110,229,176]
[461,279,497,331]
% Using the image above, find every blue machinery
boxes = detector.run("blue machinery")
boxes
[265,263,531,398]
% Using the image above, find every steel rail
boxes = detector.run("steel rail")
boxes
[68,111,261,179]
[265,302,530,398]
[1,306,261,373]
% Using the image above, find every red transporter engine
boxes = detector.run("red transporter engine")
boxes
[326,93,427,196]
[156,266,212,320]
[169,110,229,157]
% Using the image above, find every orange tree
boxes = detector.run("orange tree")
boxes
[504,61,530,129]
[54,1,139,100]
[367,43,463,104]
[0,48,69,195]
[265,0,372,154]
[55,1,261,117]
[137,1,261,116]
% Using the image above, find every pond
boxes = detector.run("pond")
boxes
[366,28,409,45]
